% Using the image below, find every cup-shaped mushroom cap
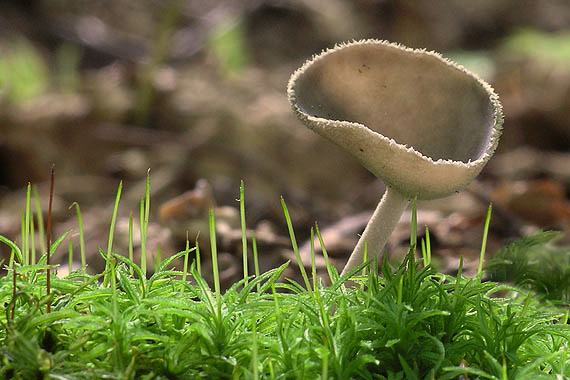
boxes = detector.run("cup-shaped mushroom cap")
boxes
[288,40,503,199]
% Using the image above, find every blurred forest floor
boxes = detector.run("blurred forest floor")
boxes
[1,0,570,288]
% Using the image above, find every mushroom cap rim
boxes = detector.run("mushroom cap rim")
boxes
[287,38,504,169]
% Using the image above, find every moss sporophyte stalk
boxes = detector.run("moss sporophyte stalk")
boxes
[288,39,503,276]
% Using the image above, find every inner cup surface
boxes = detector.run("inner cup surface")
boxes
[293,43,496,163]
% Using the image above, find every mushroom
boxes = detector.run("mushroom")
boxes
[287,40,503,277]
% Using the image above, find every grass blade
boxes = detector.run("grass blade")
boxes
[240,180,248,285]
[32,185,46,254]
[104,180,122,286]
[70,202,87,273]
[425,225,431,266]
[315,222,337,284]
[478,203,492,275]
[46,165,55,313]
[1,235,23,265]
[280,196,311,292]
[252,231,260,292]
[128,212,134,276]
[23,182,31,265]
[209,208,221,300]
[140,170,151,278]
[182,235,190,283]
[410,196,417,251]
[68,236,73,274]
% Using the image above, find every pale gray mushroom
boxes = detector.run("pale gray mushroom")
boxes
[287,40,503,277]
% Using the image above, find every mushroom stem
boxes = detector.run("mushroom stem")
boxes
[341,187,409,277]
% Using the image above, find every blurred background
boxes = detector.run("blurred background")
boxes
[1,0,570,287]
